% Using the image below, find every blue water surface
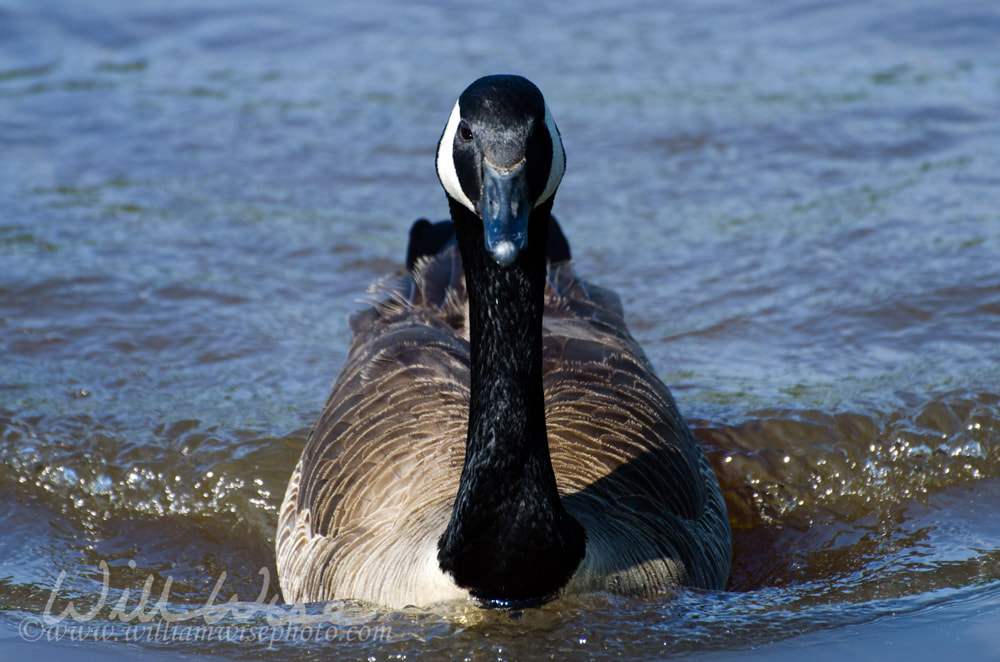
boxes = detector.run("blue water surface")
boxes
[2,0,1000,659]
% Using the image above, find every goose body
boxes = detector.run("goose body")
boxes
[276,75,731,608]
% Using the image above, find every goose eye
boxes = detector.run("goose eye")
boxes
[458,121,473,141]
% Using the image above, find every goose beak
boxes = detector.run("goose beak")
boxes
[479,159,530,267]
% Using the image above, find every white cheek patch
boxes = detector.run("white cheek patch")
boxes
[536,102,565,207]
[436,101,477,214]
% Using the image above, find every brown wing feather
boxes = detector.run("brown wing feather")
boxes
[277,244,730,606]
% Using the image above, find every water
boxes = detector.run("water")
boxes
[2,0,999,659]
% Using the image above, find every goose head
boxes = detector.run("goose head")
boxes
[436,75,566,267]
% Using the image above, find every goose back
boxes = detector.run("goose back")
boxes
[276,222,731,608]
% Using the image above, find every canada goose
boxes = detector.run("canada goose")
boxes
[276,74,731,609]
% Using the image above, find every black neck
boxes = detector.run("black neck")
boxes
[437,198,586,603]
